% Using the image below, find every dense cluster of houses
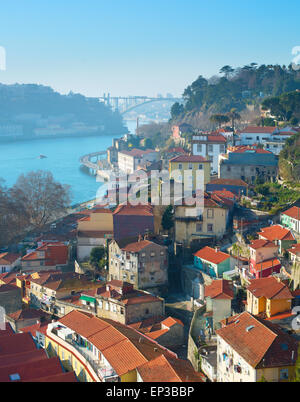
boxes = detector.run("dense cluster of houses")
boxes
[1,124,300,382]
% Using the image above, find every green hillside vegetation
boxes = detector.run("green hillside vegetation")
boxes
[171,64,300,125]
[279,131,300,183]
[262,90,300,125]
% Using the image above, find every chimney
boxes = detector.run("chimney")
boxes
[138,234,142,242]
[215,246,220,253]
[36,320,40,325]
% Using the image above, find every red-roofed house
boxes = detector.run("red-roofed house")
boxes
[194,247,232,278]
[216,311,298,382]
[287,243,300,264]
[258,225,296,254]
[192,131,227,173]
[248,239,281,279]
[113,203,155,242]
[281,206,300,234]
[109,238,168,292]
[246,277,293,318]
[204,279,234,330]
[136,354,204,382]
[21,242,69,271]
[0,253,21,273]
[118,148,159,174]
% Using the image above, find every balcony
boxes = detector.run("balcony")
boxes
[50,326,119,382]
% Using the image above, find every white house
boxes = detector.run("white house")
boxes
[0,253,21,273]
[192,132,226,174]
[118,148,159,174]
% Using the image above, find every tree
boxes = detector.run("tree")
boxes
[210,114,230,129]
[171,102,184,120]
[0,179,28,246]
[227,108,241,132]
[162,205,174,231]
[11,170,71,230]
[219,65,235,79]
[89,246,106,270]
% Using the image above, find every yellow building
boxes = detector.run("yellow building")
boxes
[169,155,211,192]
[216,312,298,382]
[45,309,178,382]
[174,193,230,247]
[246,277,293,318]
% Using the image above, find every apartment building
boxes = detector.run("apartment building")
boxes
[109,239,168,293]
[192,132,226,173]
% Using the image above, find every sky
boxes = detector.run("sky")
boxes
[0,0,299,98]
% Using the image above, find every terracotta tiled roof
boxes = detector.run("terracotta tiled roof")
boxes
[122,240,154,253]
[145,328,169,339]
[0,349,47,369]
[0,322,14,337]
[0,356,63,382]
[258,225,295,242]
[282,206,300,220]
[194,246,230,265]
[8,309,46,322]
[288,243,300,256]
[241,126,277,134]
[209,178,248,186]
[204,279,234,300]
[113,203,154,216]
[251,258,281,272]
[0,253,20,265]
[216,312,298,369]
[232,147,272,154]
[162,317,184,328]
[0,333,37,356]
[170,155,210,163]
[24,371,77,382]
[211,190,236,200]
[137,354,204,382]
[247,277,293,300]
[56,310,178,377]
[250,239,277,250]
[77,230,113,238]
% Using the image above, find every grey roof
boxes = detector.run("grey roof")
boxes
[222,152,278,167]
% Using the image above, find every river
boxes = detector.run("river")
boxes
[0,120,138,205]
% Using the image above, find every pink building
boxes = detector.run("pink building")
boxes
[249,239,281,279]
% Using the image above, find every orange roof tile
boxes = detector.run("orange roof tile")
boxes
[258,225,295,242]
[194,246,230,265]
[250,239,277,250]
[282,206,300,220]
[216,312,298,369]
[137,354,204,382]
[204,279,234,300]
[247,277,293,300]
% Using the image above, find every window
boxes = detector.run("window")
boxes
[207,209,214,219]
[198,164,203,170]
[197,144,202,152]
[105,302,109,311]
[196,223,202,232]
[188,163,193,170]
[227,166,231,172]
[220,145,225,153]
[280,369,289,380]
[178,164,182,170]
[208,144,213,153]
[98,300,103,308]
[150,252,155,257]
[207,224,213,232]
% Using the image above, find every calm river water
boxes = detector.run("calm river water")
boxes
[0,121,137,205]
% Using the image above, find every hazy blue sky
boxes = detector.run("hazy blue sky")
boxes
[0,0,299,97]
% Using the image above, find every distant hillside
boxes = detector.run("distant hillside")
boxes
[171,64,300,129]
[0,83,126,139]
